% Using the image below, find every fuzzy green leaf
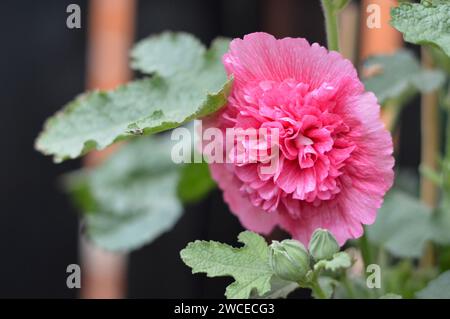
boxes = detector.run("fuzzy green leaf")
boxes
[66,136,183,251]
[180,231,273,299]
[362,50,445,104]
[391,2,450,57]
[312,277,338,299]
[379,293,402,299]
[131,32,206,76]
[429,207,450,245]
[253,277,299,299]
[36,32,231,162]
[416,271,450,299]
[367,189,431,258]
[368,187,450,257]
[313,252,352,272]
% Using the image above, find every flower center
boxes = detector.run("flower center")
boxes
[224,78,355,212]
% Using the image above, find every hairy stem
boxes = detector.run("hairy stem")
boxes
[310,280,328,299]
[358,231,374,267]
[321,0,340,52]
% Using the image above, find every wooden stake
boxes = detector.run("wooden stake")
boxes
[419,47,439,268]
[81,0,136,299]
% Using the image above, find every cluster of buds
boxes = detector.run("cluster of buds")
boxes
[269,229,340,283]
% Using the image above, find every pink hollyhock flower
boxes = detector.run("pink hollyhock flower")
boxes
[204,32,394,246]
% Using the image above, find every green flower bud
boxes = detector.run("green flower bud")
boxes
[308,229,340,261]
[269,239,310,282]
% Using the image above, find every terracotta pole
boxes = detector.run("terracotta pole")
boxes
[360,0,402,133]
[360,1,437,267]
[359,0,402,61]
[419,48,440,268]
[357,0,401,267]
[81,0,136,299]
[420,48,440,208]
[339,1,359,63]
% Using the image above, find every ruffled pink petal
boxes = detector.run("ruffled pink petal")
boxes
[223,32,362,94]
[209,163,278,234]
[205,33,394,246]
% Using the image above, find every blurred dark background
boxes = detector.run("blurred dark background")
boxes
[0,0,419,298]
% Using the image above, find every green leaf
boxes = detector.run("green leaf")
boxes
[180,231,273,299]
[429,207,450,245]
[395,168,420,197]
[66,136,183,251]
[64,171,97,214]
[313,252,352,272]
[131,32,206,76]
[419,164,443,187]
[379,293,402,299]
[367,188,450,257]
[334,277,378,299]
[367,189,432,258]
[382,260,436,299]
[177,161,216,204]
[391,2,450,57]
[312,277,338,299]
[253,277,299,299]
[437,246,450,272]
[426,0,449,5]
[416,270,450,299]
[430,46,450,74]
[362,50,445,104]
[36,32,232,162]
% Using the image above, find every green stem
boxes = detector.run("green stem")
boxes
[444,106,450,203]
[342,272,356,299]
[310,280,328,299]
[383,100,402,133]
[377,247,387,296]
[321,0,340,52]
[358,231,373,267]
